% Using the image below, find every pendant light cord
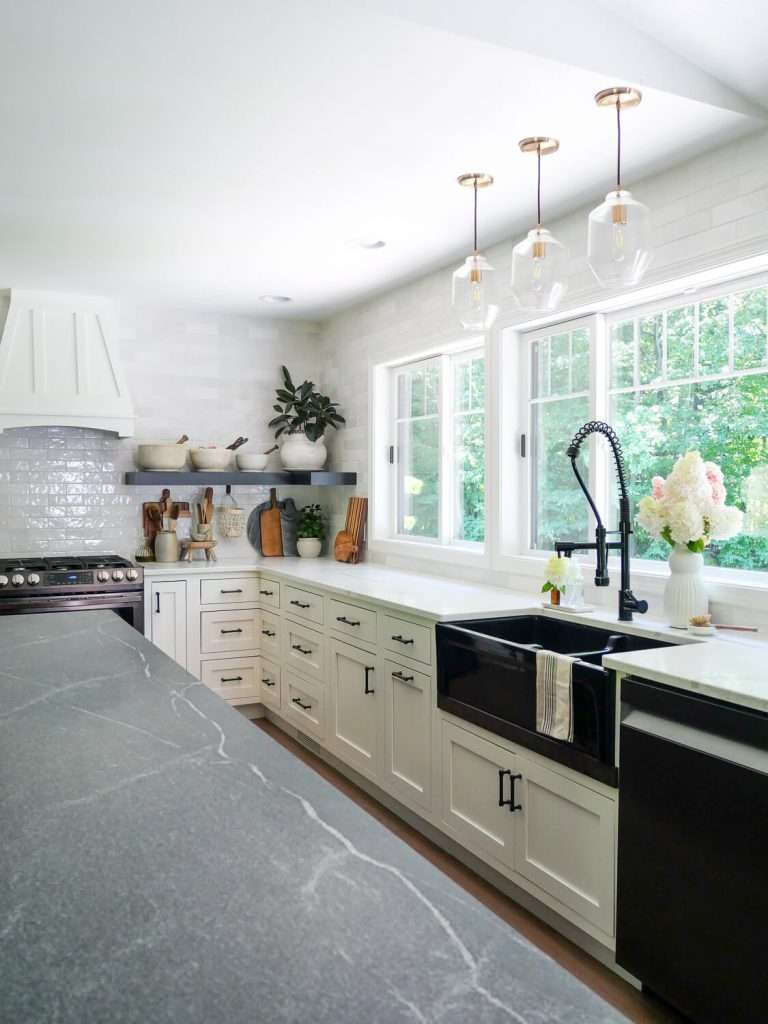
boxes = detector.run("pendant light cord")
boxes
[473,179,478,252]
[537,145,542,225]
[616,97,622,189]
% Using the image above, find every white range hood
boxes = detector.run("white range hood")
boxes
[0,289,135,436]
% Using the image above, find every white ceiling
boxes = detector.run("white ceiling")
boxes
[0,0,764,319]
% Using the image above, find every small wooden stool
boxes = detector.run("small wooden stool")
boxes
[180,539,217,562]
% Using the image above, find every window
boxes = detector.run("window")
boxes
[389,345,486,547]
[524,276,768,574]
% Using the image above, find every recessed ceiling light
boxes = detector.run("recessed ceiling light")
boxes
[259,295,292,304]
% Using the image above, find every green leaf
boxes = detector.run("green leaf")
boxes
[281,365,294,390]
[687,537,706,553]
[541,582,553,592]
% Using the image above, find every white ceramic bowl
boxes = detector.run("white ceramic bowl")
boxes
[190,447,232,471]
[137,443,188,471]
[236,452,269,471]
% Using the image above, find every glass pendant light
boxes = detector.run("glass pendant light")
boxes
[511,137,568,312]
[587,86,652,288]
[451,172,498,331]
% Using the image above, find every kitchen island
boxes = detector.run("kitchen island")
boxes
[0,611,625,1024]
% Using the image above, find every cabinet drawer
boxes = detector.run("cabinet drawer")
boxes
[284,670,325,742]
[200,576,261,605]
[284,620,325,680]
[257,578,281,609]
[285,585,324,625]
[201,657,261,702]
[259,610,281,657]
[383,614,432,665]
[329,598,377,644]
[201,608,260,654]
[259,658,282,710]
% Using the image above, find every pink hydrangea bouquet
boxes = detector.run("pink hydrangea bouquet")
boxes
[637,452,743,553]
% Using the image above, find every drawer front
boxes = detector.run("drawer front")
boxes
[200,576,261,605]
[257,578,281,610]
[259,658,282,710]
[201,608,260,654]
[329,598,377,645]
[285,585,324,626]
[201,657,260,702]
[284,620,325,680]
[259,610,281,657]
[383,614,432,665]
[284,670,325,741]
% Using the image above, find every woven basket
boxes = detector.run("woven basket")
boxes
[219,495,245,538]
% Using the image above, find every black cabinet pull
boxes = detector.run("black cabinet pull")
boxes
[155,592,160,613]
[220,628,243,634]
[498,769,522,813]
[292,644,312,655]
[261,629,276,637]
[221,675,243,683]
[336,615,361,626]
[259,589,274,596]
[364,665,375,694]
[391,634,414,645]
[262,677,275,687]
[290,600,311,609]
[392,670,414,683]
[292,697,312,711]
[220,588,243,594]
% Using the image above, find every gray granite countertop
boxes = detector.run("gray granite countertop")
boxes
[0,612,626,1024]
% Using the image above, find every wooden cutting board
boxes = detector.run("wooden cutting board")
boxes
[260,488,283,557]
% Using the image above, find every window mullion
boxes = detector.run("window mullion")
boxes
[591,314,610,537]
[440,353,452,546]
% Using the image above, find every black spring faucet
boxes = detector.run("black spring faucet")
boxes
[555,421,648,622]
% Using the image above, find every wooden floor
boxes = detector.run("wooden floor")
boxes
[255,718,686,1024]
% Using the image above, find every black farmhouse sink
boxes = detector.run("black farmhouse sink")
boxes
[436,615,673,786]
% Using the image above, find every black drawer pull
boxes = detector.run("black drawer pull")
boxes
[220,675,243,683]
[292,644,312,655]
[261,629,276,637]
[290,600,311,609]
[336,615,361,626]
[292,697,312,711]
[498,769,522,813]
[155,592,160,613]
[259,589,274,596]
[392,670,414,682]
[262,677,275,687]
[364,665,375,694]
[220,628,243,634]
[391,634,414,645]
[220,588,243,594]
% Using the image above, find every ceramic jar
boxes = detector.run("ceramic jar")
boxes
[297,537,322,558]
[154,531,180,563]
[279,431,328,470]
[664,545,708,628]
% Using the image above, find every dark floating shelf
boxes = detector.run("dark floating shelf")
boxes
[124,470,357,486]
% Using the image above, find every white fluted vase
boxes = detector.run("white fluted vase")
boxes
[664,545,708,628]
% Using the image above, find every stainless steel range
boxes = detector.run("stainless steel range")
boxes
[0,555,144,632]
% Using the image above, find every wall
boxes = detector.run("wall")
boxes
[0,307,321,558]
[318,128,768,621]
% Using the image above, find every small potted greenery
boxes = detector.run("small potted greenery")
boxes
[268,366,345,470]
[296,504,325,558]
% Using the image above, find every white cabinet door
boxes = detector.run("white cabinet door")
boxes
[441,720,518,876]
[149,580,187,669]
[330,640,379,780]
[514,755,616,935]
[382,660,432,814]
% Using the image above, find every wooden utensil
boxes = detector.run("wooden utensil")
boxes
[226,436,248,451]
[260,488,283,557]
[176,434,189,444]
[335,496,367,563]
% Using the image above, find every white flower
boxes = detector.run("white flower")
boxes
[544,554,582,591]
[708,504,743,540]
[637,495,665,538]
[665,500,705,546]
[663,451,712,509]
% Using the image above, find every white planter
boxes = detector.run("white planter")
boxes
[663,545,708,628]
[297,537,322,558]
[280,431,328,470]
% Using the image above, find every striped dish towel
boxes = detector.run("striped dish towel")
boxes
[535,650,575,742]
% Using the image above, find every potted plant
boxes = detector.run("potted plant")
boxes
[541,554,582,607]
[268,366,345,470]
[637,452,743,627]
[296,504,325,558]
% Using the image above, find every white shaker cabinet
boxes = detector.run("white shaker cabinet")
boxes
[149,579,188,670]
[329,639,379,781]
[382,659,432,814]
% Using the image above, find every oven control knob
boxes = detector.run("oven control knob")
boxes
[0,575,8,588]
[27,573,40,586]
[96,570,110,583]
[126,568,139,581]
[112,569,125,581]
[11,574,24,586]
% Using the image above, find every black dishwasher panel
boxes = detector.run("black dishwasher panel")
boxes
[617,677,768,1024]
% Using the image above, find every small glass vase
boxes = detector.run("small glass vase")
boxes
[549,588,560,607]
